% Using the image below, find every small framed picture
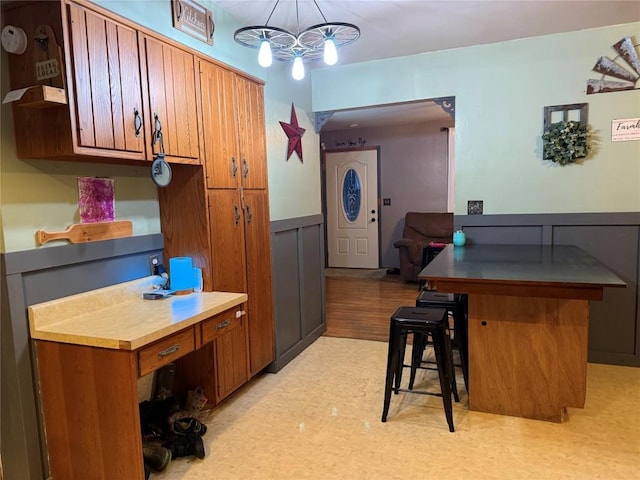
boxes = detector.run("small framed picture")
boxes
[172,0,214,46]
[467,200,483,215]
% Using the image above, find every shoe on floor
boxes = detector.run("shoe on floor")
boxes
[164,435,205,459]
[142,443,172,471]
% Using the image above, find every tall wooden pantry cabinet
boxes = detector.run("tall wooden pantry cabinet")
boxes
[159,58,274,384]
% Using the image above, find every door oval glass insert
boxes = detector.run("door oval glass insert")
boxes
[342,168,361,222]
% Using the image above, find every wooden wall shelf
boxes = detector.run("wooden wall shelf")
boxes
[13,85,67,109]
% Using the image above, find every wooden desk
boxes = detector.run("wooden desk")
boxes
[28,277,248,479]
[418,244,625,422]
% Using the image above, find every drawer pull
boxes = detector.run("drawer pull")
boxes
[216,319,231,330]
[158,344,180,358]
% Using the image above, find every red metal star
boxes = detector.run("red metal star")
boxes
[279,103,306,162]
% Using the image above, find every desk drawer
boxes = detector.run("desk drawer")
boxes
[201,308,243,344]
[138,327,195,377]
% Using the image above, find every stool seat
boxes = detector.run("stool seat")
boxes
[387,306,450,328]
[416,290,457,308]
[382,306,458,432]
[415,290,469,392]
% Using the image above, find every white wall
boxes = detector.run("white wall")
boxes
[263,65,322,221]
[312,23,640,215]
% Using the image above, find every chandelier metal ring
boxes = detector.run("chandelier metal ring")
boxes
[298,22,360,50]
[234,25,298,51]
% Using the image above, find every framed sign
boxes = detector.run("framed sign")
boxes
[171,0,214,45]
[612,118,640,142]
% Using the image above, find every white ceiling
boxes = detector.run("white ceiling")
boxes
[209,0,640,130]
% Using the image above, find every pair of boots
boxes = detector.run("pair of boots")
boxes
[143,435,205,471]
[142,402,208,474]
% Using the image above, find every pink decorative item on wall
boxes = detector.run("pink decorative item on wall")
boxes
[279,103,305,162]
[77,177,115,223]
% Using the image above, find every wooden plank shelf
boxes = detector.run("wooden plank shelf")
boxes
[14,85,67,109]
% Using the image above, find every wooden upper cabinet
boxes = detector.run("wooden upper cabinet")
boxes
[140,35,200,165]
[237,77,268,189]
[3,1,148,161]
[199,60,267,189]
[199,59,240,188]
[68,4,145,157]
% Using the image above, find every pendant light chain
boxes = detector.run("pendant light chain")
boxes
[313,0,329,23]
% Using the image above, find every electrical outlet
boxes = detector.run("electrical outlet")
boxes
[149,254,160,275]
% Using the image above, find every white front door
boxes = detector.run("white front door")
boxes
[325,148,379,268]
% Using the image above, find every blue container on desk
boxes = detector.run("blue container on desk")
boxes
[453,230,466,247]
[169,257,193,294]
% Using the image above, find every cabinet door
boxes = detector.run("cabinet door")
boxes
[208,190,247,292]
[243,189,275,375]
[214,314,249,402]
[237,77,268,189]
[199,60,240,189]
[68,3,145,158]
[141,35,200,164]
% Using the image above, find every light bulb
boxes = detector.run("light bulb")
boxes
[323,37,337,65]
[258,39,272,67]
[292,55,305,80]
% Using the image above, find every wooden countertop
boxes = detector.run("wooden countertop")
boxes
[28,276,247,350]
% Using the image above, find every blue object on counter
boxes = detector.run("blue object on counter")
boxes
[169,257,193,292]
[453,230,466,247]
[192,267,203,293]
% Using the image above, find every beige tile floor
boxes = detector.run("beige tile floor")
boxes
[152,336,640,480]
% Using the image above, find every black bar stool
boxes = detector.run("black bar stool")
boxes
[382,306,459,432]
[414,290,469,392]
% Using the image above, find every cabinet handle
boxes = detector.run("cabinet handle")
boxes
[152,113,163,147]
[216,319,231,330]
[234,205,241,225]
[231,157,237,177]
[245,204,252,224]
[158,343,179,358]
[133,108,142,137]
[242,158,249,178]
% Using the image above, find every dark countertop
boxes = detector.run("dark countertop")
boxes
[419,244,626,288]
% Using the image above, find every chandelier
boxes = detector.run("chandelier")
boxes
[233,0,360,80]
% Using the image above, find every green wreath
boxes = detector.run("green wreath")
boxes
[542,120,591,165]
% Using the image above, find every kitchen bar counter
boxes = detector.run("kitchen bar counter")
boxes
[419,244,626,422]
[28,276,247,350]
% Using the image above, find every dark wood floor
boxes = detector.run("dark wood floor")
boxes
[324,273,419,342]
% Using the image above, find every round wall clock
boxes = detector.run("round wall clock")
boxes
[151,157,172,187]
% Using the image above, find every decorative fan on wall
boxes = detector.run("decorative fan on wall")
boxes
[587,37,640,94]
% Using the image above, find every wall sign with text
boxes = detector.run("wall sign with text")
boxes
[611,118,640,142]
[171,0,214,45]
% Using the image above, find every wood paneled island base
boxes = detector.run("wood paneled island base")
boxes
[468,294,588,422]
[419,244,626,423]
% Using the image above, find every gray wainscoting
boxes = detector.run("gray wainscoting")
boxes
[454,212,640,367]
[269,214,326,372]
[0,234,164,480]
